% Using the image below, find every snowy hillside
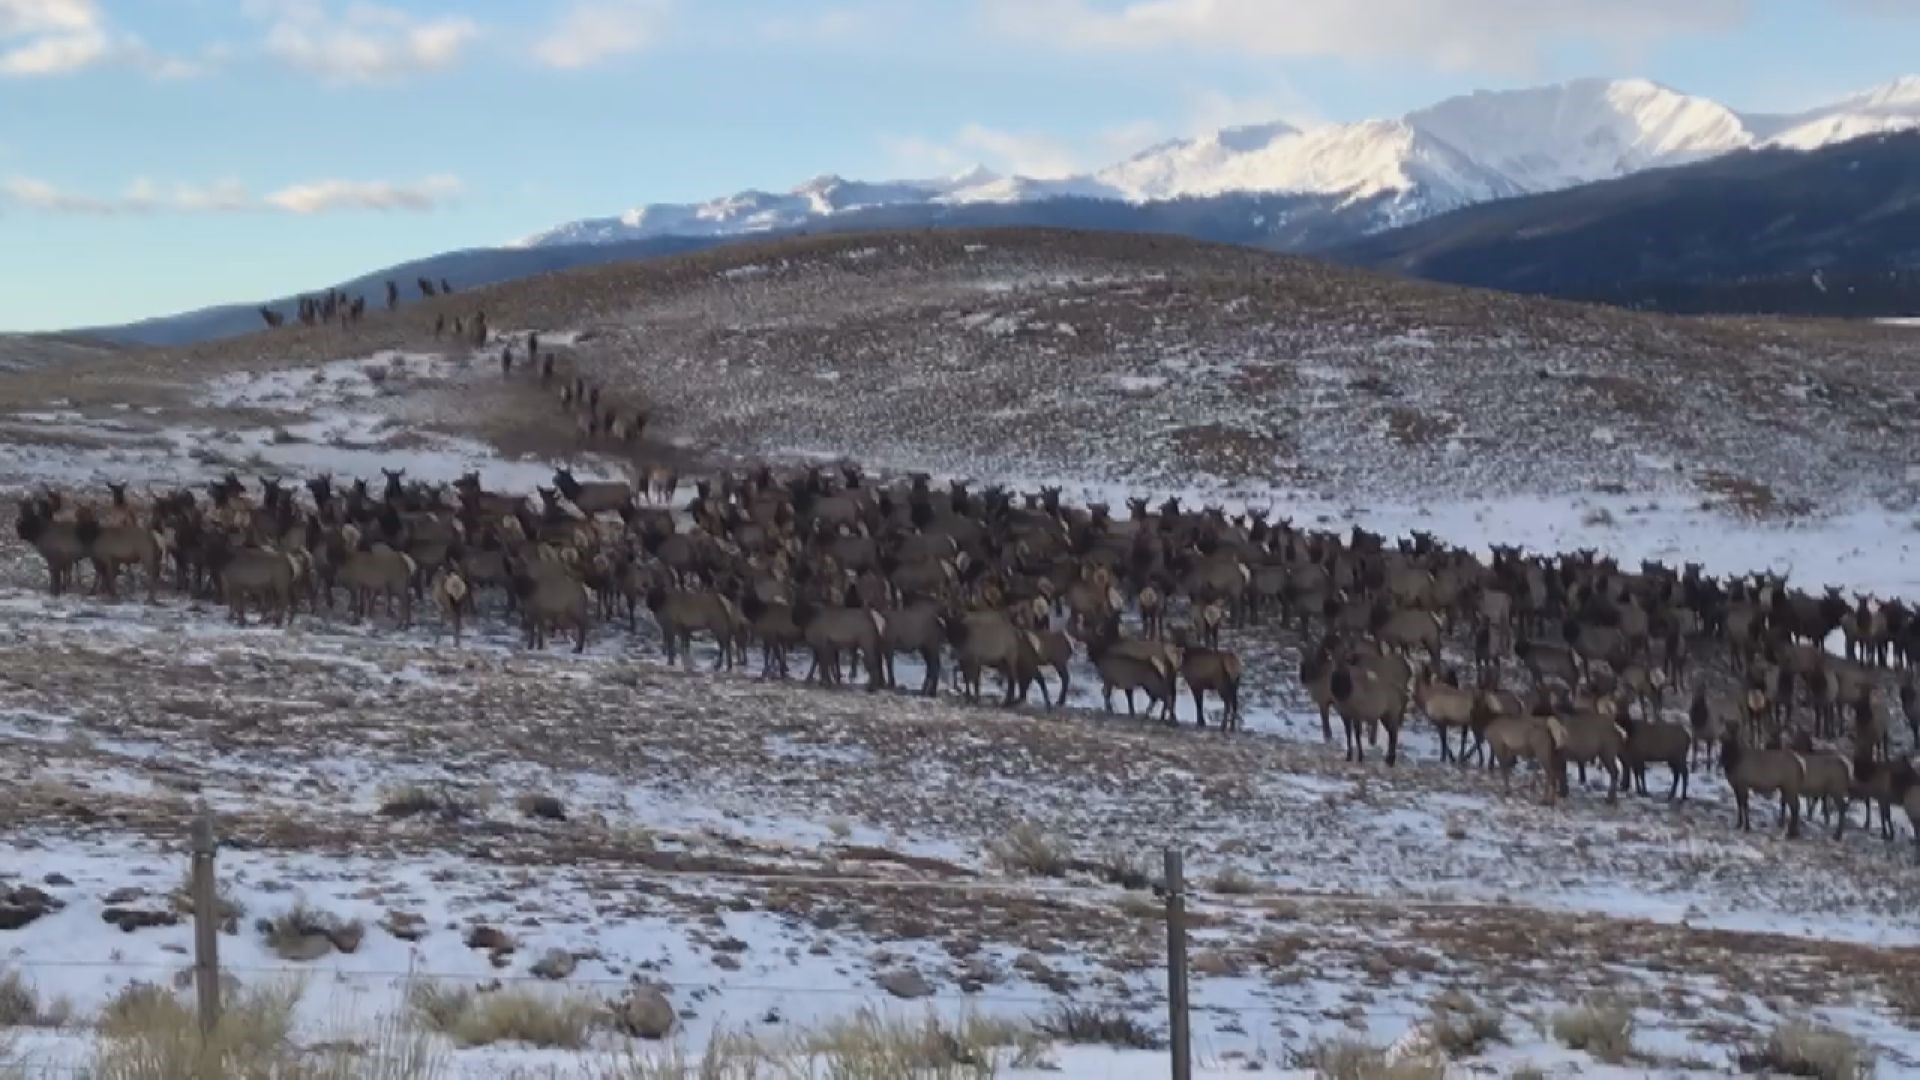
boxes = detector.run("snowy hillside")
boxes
[519,76,1920,248]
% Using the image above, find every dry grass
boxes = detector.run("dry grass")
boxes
[1297,1037,1445,1080]
[0,971,42,1029]
[985,821,1072,878]
[376,781,488,821]
[1040,1004,1161,1051]
[1738,1019,1875,1079]
[413,985,603,1049]
[1427,991,1504,1057]
[797,1009,1040,1077]
[260,903,364,962]
[92,979,304,1079]
[1551,996,1635,1064]
[1207,865,1259,895]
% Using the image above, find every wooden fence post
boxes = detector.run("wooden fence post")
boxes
[190,801,221,1038]
[1164,847,1191,1080]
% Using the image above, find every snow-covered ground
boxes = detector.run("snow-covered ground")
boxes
[4,338,1920,1077]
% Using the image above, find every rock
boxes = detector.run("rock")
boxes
[382,911,428,942]
[465,925,514,953]
[0,905,46,931]
[530,949,577,981]
[876,969,934,1000]
[278,932,334,962]
[326,922,366,955]
[712,954,741,971]
[519,795,567,821]
[713,936,748,953]
[102,887,146,905]
[616,987,676,1040]
[102,907,180,933]
[42,873,73,887]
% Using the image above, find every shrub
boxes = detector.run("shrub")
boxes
[1041,1004,1162,1050]
[443,988,603,1049]
[1427,991,1504,1057]
[1208,865,1259,895]
[0,971,40,1028]
[985,822,1071,878]
[405,982,475,1036]
[93,979,303,1079]
[260,903,364,961]
[799,1010,1032,1076]
[1552,996,1635,1064]
[1297,1037,1444,1080]
[1738,1019,1874,1080]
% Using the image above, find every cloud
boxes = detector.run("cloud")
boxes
[257,1,478,82]
[983,0,1750,74]
[534,0,669,69]
[0,0,109,75]
[0,0,207,77]
[1187,85,1328,134]
[263,174,462,213]
[3,173,463,215]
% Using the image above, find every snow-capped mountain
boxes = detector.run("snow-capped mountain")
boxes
[522,75,1920,249]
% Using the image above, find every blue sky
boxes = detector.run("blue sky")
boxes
[2,0,1917,331]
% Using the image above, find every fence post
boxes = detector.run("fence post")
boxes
[1164,847,1191,1080]
[190,801,221,1038]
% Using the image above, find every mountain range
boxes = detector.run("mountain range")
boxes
[69,75,1920,346]
[521,76,1920,248]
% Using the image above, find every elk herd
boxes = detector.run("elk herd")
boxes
[11,441,1920,853]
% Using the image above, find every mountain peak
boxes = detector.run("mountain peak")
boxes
[524,75,1920,250]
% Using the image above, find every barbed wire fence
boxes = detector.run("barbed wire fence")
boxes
[3,804,1255,1077]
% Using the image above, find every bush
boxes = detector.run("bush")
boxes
[799,1010,1035,1077]
[986,822,1071,878]
[1738,1020,1874,1079]
[0,970,40,1028]
[1427,991,1504,1057]
[260,903,364,961]
[1041,1004,1162,1050]
[1208,866,1259,895]
[93,979,304,1079]
[406,982,475,1036]
[441,988,603,1049]
[1297,1037,1444,1080]
[1552,996,1635,1064]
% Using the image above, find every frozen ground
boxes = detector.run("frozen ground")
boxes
[4,243,1920,1074]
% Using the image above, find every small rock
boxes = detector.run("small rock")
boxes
[382,911,429,942]
[103,887,147,905]
[518,795,567,821]
[279,933,334,962]
[616,987,676,1040]
[326,922,366,955]
[42,873,73,887]
[876,969,933,1000]
[465,925,514,953]
[103,908,179,933]
[713,936,748,954]
[530,949,577,981]
[712,954,741,971]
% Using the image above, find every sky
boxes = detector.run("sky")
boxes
[2,0,1917,332]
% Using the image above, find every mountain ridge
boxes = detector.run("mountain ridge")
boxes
[519,75,1920,248]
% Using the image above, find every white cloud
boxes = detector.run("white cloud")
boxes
[533,0,669,69]
[983,0,1750,74]
[0,0,207,77]
[258,1,478,82]
[1187,85,1328,134]
[3,173,463,215]
[0,0,108,75]
[263,174,462,213]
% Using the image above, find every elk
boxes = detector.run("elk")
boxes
[648,586,739,671]
[1329,664,1407,765]
[795,598,885,691]
[552,469,633,517]
[1721,735,1806,839]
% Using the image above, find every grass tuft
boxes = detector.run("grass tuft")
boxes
[409,985,602,1049]
[1551,996,1635,1064]
[93,979,305,1079]
[1427,990,1504,1058]
[985,822,1072,878]
[1295,1036,1444,1080]
[1738,1019,1875,1080]
[1040,1004,1162,1050]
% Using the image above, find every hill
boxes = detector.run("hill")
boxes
[36,228,1920,511]
[1331,131,1920,315]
